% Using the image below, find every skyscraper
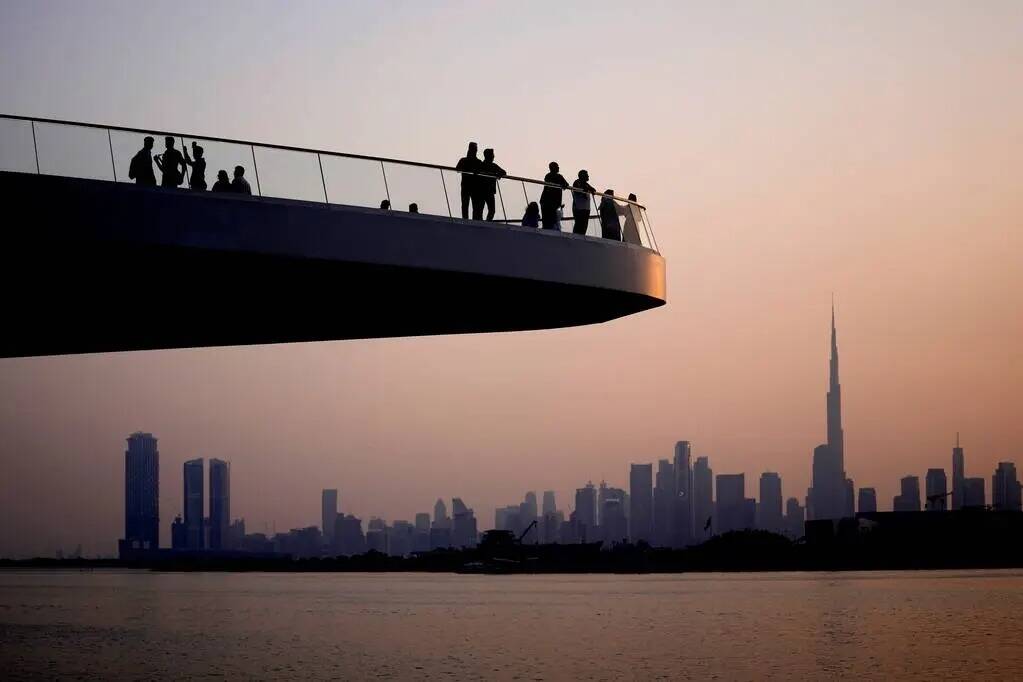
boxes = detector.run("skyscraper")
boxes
[183,458,204,549]
[784,497,805,539]
[992,462,1022,511]
[963,477,985,508]
[451,497,478,548]
[322,489,339,546]
[209,459,230,550]
[673,441,693,547]
[809,307,852,520]
[601,497,628,547]
[541,491,556,516]
[123,432,159,551]
[653,458,675,547]
[692,456,713,541]
[858,487,877,513]
[716,473,753,534]
[925,469,948,511]
[629,463,653,543]
[574,482,597,530]
[757,472,783,533]
[433,498,449,528]
[893,476,921,512]
[952,433,965,510]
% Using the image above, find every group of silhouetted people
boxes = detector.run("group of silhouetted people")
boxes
[532,161,643,243]
[455,142,507,221]
[129,136,251,195]
[452,141,641,243]
[126,134,642,244]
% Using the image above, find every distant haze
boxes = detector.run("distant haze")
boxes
[1,2,1021,556]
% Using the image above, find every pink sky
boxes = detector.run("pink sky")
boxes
[0,2,1021,556]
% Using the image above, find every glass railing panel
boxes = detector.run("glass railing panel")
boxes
[382,162,449,217]
[0,118,37,173]
[640,208,658,252]
[620,201,645,247]
[441,169,468,219]
[498,178,529,226]
[320,154,387,210]
[253,146,325,203]
[33,122,113,181]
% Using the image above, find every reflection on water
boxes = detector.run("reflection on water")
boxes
[2,570,1022,680]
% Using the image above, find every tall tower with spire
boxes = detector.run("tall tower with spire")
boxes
[827,304,844,472]
[810,304,853,519]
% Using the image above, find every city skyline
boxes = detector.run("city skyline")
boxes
[1,2,1021,557]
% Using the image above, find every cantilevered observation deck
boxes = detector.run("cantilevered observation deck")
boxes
[0,114,665,357]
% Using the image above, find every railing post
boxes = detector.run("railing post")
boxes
[521,181,528,205]
[592,194,601,238]
[380,161,391,206]
[30,120,40,174]
[497,180,508,222]
[440,169,452,217]
[107,129,117,182]
[250,144,261,196]
[317,153,328,203]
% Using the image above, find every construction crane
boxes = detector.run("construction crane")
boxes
[518,519,538,544]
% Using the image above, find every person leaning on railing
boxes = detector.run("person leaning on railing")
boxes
[571,170,595,235]
[478,148,506,221]
[598,189,623,241]
[539,162,569,230]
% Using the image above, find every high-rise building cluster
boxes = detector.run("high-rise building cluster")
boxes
[118,311,1020,560]
[169,457,238,551]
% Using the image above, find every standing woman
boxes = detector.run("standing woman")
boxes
[182,142,207,190]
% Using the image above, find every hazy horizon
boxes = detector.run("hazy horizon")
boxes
[1,1,1021,557]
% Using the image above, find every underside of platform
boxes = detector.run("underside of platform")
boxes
[0,171,666,357]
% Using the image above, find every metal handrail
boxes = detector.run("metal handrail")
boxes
[0,112,647,210]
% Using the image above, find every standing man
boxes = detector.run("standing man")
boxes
[128,136,157,186]
[455,142,481,219]
[479,148,506,221]
[154,136,186,188]
[539,162,569,230]
[571,169,595,235]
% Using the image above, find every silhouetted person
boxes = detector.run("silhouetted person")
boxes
[571,169,595,235]
[128,136,156,186]
[182,142,207,191]
[379,199,391,210]
[456,142,481,219]
[479,148,506,221]
[211,170,232,192]
[231,166,251,195]
[408,203,419,213]
[154,136,185,188]
[539,162,568,230]
[522,202,540,228]
[622,192,642,245]
[598,189,623,241]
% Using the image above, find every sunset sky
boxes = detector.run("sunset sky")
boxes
[1,1,1021,557]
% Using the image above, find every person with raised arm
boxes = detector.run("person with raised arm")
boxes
[181,142,207,191]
